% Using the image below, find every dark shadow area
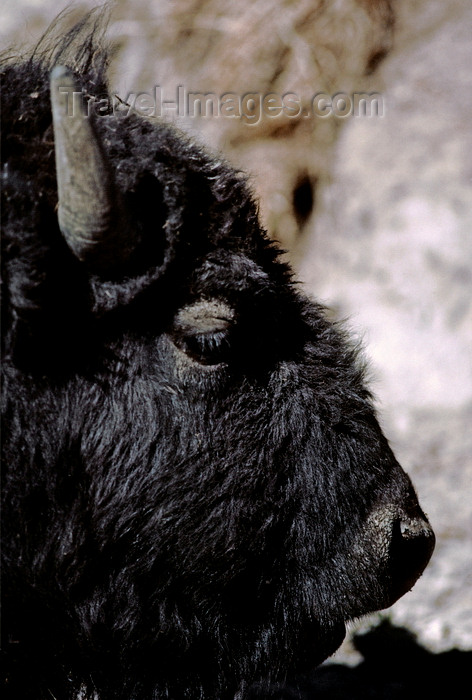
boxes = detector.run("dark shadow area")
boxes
[249,620,472,699]
[292,174,316,230]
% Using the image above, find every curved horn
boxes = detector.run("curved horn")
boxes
[50,65,135,270]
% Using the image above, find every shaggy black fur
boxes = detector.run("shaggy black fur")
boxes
[1,8,431,700]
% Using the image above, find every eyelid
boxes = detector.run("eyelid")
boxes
[171,299,235,365]
[173,300,235,335]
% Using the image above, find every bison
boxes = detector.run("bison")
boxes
[1,9,434,700]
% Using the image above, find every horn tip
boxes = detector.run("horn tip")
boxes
[50,65,76,90]
[50,65,72,80]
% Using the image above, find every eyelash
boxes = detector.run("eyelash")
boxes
[174,330,231,365]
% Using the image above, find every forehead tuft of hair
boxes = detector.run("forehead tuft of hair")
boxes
[2,3,112,89]
[0,4,115,158]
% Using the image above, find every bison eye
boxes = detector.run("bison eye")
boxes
[175,329,231,365]
[171,299,235,366]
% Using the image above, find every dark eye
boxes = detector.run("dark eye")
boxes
[174,329,231,365]
[171,299,235,366]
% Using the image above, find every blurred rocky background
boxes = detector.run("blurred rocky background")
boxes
[2,0,471,694]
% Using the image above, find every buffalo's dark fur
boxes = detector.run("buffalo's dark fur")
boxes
[1,9,433,700]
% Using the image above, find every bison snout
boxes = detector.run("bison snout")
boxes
[388,509,435,604]
[357,496,435,614]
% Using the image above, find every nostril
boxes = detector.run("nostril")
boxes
[389,515,435,603]
[399,517,434,541]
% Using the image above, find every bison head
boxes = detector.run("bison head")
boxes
[1,12,434,700]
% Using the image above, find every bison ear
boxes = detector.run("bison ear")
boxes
[50,65,138,271]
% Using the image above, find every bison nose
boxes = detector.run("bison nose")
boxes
[388,510,435,604]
